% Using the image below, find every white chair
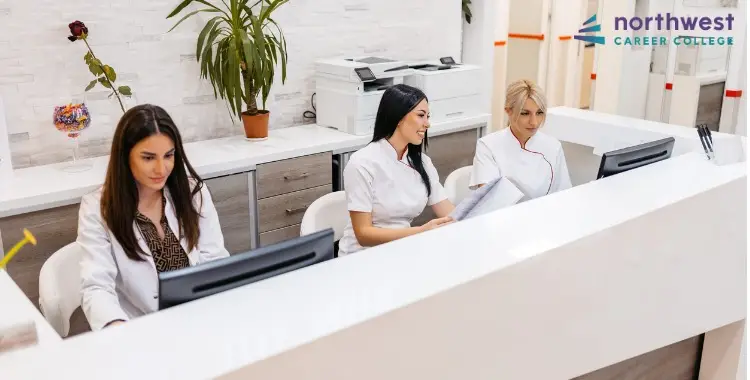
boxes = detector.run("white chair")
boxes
[38,242,84,337]
[444,166,474,204]
[300,191,348,243]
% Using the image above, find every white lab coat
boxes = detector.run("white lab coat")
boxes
[77,183,229,331]
[338,139,447,255]
[470,128,572,199]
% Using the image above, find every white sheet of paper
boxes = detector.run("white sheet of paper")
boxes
[449,177,526,221]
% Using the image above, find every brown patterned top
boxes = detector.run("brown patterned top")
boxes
[135,194,190,273]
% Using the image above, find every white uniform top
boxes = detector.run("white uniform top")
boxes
[469,128,572,199]
[339,139,447,256]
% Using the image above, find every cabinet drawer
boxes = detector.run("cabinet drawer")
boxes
[259,224,300,247]
[258,185,331,233]
[256,152,332,199]
[205,173,252,254]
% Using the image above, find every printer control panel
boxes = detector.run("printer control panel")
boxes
[354,67,376,82]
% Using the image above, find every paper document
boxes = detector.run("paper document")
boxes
[0,320,38,355]
[449,177,526,221]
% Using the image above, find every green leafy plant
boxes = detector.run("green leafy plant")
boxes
[67,21,132,113]
[462,0,472,23]
[166,0,289,120]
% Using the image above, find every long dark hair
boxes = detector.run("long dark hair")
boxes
[372,84,432,196]
[101,104,204,261]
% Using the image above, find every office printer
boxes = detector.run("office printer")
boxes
[403,58,481,124]
[315,56,413,136]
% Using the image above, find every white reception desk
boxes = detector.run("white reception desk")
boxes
[0,108,746,379]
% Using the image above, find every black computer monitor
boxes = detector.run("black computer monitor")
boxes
[596,137,676,179]
[158,228,335,310]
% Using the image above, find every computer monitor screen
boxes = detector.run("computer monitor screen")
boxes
[596,137,676,179]
[158,228,335,310]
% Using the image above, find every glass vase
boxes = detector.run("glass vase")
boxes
[61,131,92,173]
[53,103,92,173]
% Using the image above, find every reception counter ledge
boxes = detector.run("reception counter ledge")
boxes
[0,121,744,380]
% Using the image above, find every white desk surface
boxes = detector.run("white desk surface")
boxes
[0,114,489,218]
[0,150,743,380]
[546,107,700,150]
[0,271,61,345]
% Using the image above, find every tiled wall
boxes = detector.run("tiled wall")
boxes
[0,0,462,169]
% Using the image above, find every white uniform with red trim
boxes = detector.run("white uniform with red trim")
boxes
[469,127,572,199]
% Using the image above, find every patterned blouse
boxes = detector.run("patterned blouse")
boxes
[135,194,190,272]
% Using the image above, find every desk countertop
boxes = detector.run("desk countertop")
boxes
[0,109,745,379]
[0,115,489,218]
[0,151,743,380]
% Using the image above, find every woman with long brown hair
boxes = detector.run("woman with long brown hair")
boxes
[77,104,228,330]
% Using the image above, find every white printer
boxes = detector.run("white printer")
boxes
[315,56,414,136]
[403,58,482,124]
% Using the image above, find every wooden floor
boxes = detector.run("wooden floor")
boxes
[68,307,91,336]
[573,335,702,380]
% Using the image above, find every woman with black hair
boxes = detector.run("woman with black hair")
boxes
[338,84,455,255]
[77,104,229,330]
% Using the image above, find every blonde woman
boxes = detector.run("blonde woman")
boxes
[469,79,571,198]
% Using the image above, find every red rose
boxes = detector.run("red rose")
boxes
[68,21,88,41]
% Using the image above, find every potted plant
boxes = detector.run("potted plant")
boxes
[167,0,289,140]
[462,0,473,23]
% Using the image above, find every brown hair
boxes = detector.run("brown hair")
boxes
[101,104,203,261]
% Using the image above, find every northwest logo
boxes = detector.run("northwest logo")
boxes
[574,14,605,45]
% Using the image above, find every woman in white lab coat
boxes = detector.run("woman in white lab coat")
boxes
[338,84,455,256]
[470,79,572,198]
[77,104,229,331]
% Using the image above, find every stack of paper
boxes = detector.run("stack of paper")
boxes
[0,320,38,355]
[449,176,526,221]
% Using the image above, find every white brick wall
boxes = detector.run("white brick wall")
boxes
[0,0,462,168]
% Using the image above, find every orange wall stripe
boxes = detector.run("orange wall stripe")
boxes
[590,73,596,80]
[665,83,673,90]
[726,89,743,98]
[508,33,545,41]
[559,36,572,40]
[494,40,506,46]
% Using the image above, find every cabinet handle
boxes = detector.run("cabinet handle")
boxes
[285,206,307,214]
[284,172,309,181]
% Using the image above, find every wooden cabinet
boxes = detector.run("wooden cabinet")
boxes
[255,153,333,246]
[259,224,303,247]
[412,129,479,226]
[205,173,253,254]
[258,185,331,234]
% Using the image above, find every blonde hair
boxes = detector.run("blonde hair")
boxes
[505,79,547,127]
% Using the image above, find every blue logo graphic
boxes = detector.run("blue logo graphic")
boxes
[575,14,605,45]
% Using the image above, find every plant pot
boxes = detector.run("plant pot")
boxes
[242,111,269,140]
